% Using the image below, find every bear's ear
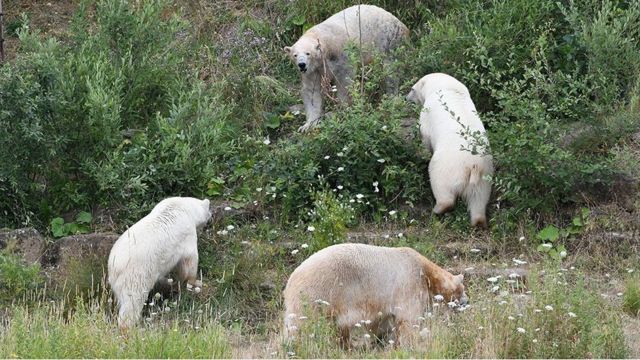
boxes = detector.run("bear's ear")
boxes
[454,274,464,285]
[202,198,210,207]
[315,42,321,51]
[283,46,291,54]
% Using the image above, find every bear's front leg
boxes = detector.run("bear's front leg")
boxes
[177,254,202,291]
[299,73,323,132]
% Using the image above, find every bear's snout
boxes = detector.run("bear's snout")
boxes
[298,62,307,72]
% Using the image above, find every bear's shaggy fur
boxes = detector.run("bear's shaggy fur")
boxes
[108,197,211,330]
[406,73,494,228]
[283,243,467,346]
[284,4,409,132]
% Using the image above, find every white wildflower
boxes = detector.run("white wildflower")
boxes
[301,243,309,249]
[470,248,481,253]
[519,236,525,241]
[508,316,515,320]
[533,339,538,343]
[382,125,388,131]
[291,249,299,255]
[324,155,330,160]
[568,312,577,318]
[541,243,553,249]
[337,152,344,157]
[534,309,542,313]
[559,250,567,258]
[337,185,343,190]
[226,225,235,231]
[545,305,553,311]
[263,138,271,145]
[377,158,386,163]
[434,294,444,302]
[389,210,397,216]
[448,301,457,308]
[256,187,262,192]
[517,327,526,334]
[397,233,404,238]
[354,323,362,328]
[364,334,371,339]
[194,287,201,294]
[513,258,528,265]
[307,226,315,232]
[388,340,395,345]
[617,292,623,296]
[224,206,232,211]
[356,194,364,199]
[337,166,344,172]
[487,277,499,283]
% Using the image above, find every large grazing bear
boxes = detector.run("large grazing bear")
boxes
[108,197,211,330]
[283,243,467,346]
[406,73,494,228]
[284,4,409,132]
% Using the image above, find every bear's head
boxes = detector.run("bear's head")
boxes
[194,198,212,229]
[284,37,322,74]
[406,73,470,107]
[429,273,468,306]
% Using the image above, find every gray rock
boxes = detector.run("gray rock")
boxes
[0,227,46,265]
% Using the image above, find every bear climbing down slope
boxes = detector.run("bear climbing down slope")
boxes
[283,243,467,347]
[108,197,212,330]
[406,73,494,228]
[284,4,409,132]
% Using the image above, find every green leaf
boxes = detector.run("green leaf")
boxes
[537,225,560,242]
[50,218,65,238]
[264,114,281,129]
[549,248,560,260]
[75,211,92,224]
[291,14,305,26]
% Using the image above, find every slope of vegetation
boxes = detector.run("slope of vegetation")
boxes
[0,0,639,358]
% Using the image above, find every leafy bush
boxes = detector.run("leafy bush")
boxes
[408,0,640,214]
[623,274,640,317]
[0,0,237,227]
[0,252,43,303]
[254,95,429,222]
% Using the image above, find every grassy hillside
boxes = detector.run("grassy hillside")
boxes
[0,0,639,358]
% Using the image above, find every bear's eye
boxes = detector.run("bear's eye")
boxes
[294,54,298,57]
[306,52,310,55]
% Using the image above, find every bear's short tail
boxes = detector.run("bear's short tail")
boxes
[468,164,482,186]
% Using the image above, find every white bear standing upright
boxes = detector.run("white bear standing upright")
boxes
[406,73,494,228]
[284,4,409,132]
[108,197,211,330]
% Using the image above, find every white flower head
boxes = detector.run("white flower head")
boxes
[226,225,235,230]
[224,206,232,211]
[337,166,344,172]
[364,333,371,339]
[487,277,499,283]
[517,327,526,334]
[377,158,386,163]
[434,294,444,302]
[337,152,344,157]
[373,181,379,187]
[388,210,397,216]
[324,155,330,160]
[519,236,525,241]
[470,248,481,253]
[291,249,299,255]
[545,305,553,311]
[307,226,315,232]
[356,194,364,199]
[262,138,271,145]
[568,312,577,318]
[337,185,343,190]
[447,301,457,308]
[541,243,553,249]
[301,243,309,249]
[559,250,567,258]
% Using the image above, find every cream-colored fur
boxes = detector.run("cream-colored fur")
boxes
[283,243,467,346]
[284,4,409,132]
[406,73,494,228]
[108,197,211,330]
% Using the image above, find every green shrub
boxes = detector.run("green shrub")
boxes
[254,95,429,222]
[0,0,237,227]
[0,252,43,303]
[623,275,640,316]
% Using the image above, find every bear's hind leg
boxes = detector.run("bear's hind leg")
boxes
[117,290,146,331]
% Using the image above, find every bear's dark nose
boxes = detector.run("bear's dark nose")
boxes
[298,62,307,72]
